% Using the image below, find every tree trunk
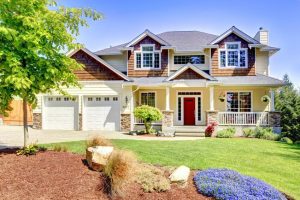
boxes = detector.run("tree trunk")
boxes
[23,99,29,147]
[144,121,151,134]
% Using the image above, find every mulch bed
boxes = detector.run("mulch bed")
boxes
[0,149,211,200]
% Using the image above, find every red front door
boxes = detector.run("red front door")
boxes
[184,97,195,125]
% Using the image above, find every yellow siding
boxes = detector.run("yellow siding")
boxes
[214,86,270,112]
[135,89,166,110]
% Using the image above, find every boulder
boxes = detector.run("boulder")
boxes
[169,165,190,185]
[86,146,114,171]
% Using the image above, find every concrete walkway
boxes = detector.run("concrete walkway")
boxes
[0,126,203,149]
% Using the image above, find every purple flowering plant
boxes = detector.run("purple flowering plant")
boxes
[194,168,286,200]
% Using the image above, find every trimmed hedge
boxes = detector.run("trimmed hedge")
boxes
[243,127,279,141]
[194,168,286,200]
[216,127,236,138]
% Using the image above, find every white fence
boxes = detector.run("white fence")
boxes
[218,112,269,125]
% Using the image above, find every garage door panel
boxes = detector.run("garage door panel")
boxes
[83,96,120,131]
[43,97,78,130]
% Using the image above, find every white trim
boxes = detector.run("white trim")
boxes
[166,87,170,111]
[126,29,170,47]
[166,63,215,81]
[134,44,161,70]
[66,48,131,81]
[225,91,253,112]
[209,87,214,111]
[269,89,275,111]
[210,26,259,45]
[176,91,203,126]
[218,42,248,69]
[139,91,157,107]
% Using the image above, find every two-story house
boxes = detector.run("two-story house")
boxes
[31,26,284,133]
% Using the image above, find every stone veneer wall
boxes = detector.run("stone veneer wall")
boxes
[206,110,219,125]
[162,110,174,129]
[268,111,281,127]
[32,113,42,129]
[79,113,82,131]
[121,113,131,132]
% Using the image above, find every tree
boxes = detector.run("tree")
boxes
[275,74,300,142]
[0,0,103,147]
[134,105,162,134]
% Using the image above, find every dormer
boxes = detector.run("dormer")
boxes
[126,30,171,77]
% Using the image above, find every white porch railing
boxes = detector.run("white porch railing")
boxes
[134,118,162,125]
[218,112,269,126]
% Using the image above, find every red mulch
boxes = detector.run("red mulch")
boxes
[0,149,211,200]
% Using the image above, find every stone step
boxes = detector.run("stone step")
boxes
[173,126,206,133]
[175,132,205,137]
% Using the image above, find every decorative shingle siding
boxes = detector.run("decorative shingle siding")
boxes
[211,33,255,76]
[72,50,125,81]
[127,36,168,77]
[172,68,207,80]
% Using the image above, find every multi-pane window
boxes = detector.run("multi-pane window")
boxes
[227,92,251,112]
[174,55,205,65]
[135,45,160,69]
[178,97,181,121]
[104,97,109,101]
[141,92,155,107]
[219,42,248,68]
[113,97,118,101]
[96,97,101,101]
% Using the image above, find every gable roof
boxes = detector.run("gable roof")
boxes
[209,26,260,44]
[165,63,216,81]
[125,29,170,47]
[67,48,131,81]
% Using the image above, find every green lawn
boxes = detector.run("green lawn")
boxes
[43,138,300,199]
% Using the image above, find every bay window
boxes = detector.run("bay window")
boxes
[226,92,251,112]
[135,45,160,69]
[219,42,248,68]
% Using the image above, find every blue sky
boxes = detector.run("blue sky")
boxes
[60,0,300,86]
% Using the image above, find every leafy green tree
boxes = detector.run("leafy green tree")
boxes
[275,74,300,142]
[0,0,103,147]
[134,105,162,134]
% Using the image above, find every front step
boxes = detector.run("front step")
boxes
[175,132,205,137]
[173,126,206,133]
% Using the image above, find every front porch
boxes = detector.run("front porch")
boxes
[129,84,280,132]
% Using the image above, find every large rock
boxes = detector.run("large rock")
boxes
[169,165,190,184]
[86,146,114,171]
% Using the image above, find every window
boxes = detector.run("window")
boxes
[219,42,248,68]
[197,97,201,121]
[88,97,93,101]
[113,97,118,101]
[135,45,160,69]
[104,97,109,101]
[56,97,61,101]
[178,97,181,121]
[141,92,155,107]
[64,97,69,101]
[227,92,251,112]
[48,97,53,101]
[96,97,101,101]
[174,55,205,65]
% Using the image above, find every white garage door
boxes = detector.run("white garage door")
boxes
[43,96,78,130]
[83,96,120,131]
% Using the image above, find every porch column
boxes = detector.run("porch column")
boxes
[209,87,215,111]
[165,86,170,110]
[269,89,275,111]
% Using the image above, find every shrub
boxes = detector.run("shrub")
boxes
[104,150,137,198]
[280,137,293,144]
[194,168,286,200]
[53,144,68,152]
[216,127,236,138]
[16,144,46,156]
[205,121,218,137]
[254,127,279,141]
[86,135,112,148]
[294,140,300,145]
[137,164,171,193]
[134,105,162,134]
[243,128,255,138]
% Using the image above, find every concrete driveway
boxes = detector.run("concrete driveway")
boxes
[0,126,203,149]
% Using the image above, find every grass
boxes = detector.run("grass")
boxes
[43,138,300,199]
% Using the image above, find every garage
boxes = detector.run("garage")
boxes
[83,96,120,131]
[43,96,79,130]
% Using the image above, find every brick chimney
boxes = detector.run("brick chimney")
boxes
[254,27,269,45]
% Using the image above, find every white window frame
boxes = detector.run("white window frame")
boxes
[225,91,253,112]
[218,42,248,68]
[134,44,161,70]
[139,91,157,107]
